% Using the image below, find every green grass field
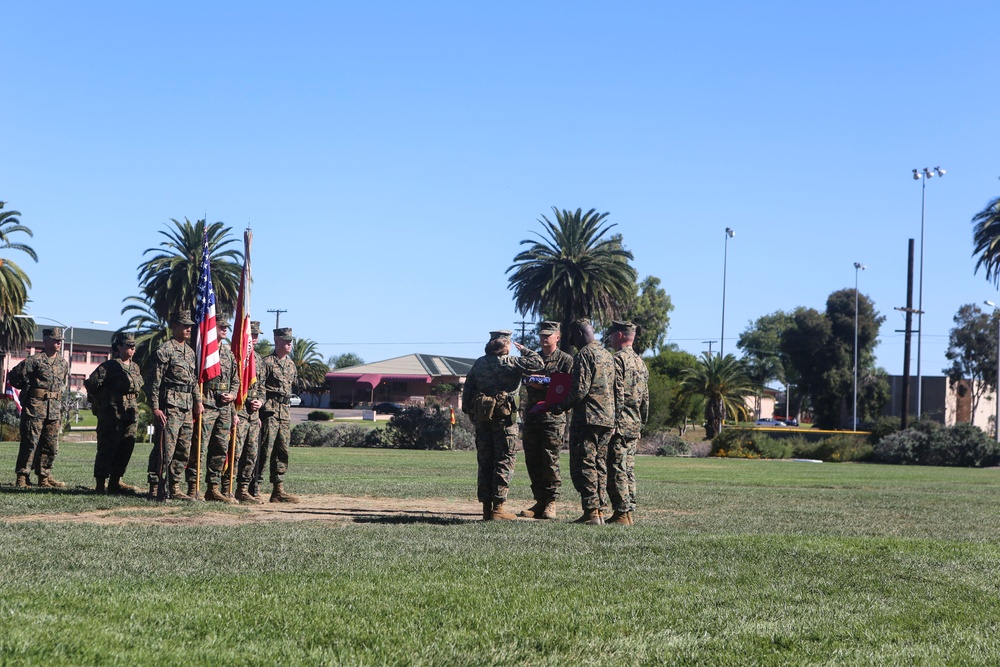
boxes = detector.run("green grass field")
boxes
[1,442,998,665]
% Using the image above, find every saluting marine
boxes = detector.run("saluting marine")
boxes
[461,329,543,520]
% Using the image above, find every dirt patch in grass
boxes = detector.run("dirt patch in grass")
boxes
[1,494,493,527]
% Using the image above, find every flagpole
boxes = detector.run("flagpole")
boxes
[194,382,203,500]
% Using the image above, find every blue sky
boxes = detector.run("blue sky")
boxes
[3,1,999,377]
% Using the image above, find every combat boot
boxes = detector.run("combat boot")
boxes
[269,482,300,503]
[482,502,492,520]
[517,501,545,518]
[572,508,604,525]
[15,474,30,488]
[169,482,193,501]
[37,474,66,488]
[95,477,107,494]
[148,483,158,499]
[221,478,233,498]
[489,501,517,521]
[538,502,559,520]
[627,511,635,525]
[205,483,238,504]
[606,510,631,525]
[109,478,142,495]
[187,481,199,499]
[236,483,264,505]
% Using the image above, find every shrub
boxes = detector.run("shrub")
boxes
[381,405,475,451]
[307,410,332,421]
[866,416,901,445]
[644,431,690,457]
[711,428,792,459]
[291,422,379,448]
[792,434,872,462]
[872,422,999,467]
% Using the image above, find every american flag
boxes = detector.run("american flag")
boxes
[195,230,222,383]
[232,229,255,409]
[4,380,21,415]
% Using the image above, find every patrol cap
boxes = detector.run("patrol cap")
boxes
[538,321,561,335]
[274,327,294,341]
[113,331,137,347]
[489,330,512,341]
[250,321,262,335]
[170,310,196,326]
[216,319,230,330]
[609,320,637,334]
[43,327,65,341]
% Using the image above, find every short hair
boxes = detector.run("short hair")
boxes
[485,338,508,355]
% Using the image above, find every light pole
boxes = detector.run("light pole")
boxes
[912,166,945,418]
[721,227,735,356]
[985,300,1000,443]
[15,315,109,424]
[853,262,866,431]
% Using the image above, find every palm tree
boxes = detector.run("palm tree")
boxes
[137,218,242,321]
[290,337,330,393]
[120,294,168,372]
[679,353,755,439]
[0,314,36,363]
[972,196,1000,285]
[0,202,38,316]
[507,207,637,350]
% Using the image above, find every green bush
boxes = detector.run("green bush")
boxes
[711,428,792,459]
[307,410,332,421]
[792,434,872,462]
[645,431,690,457]
[872,421,1000,467]
[866,416,901,445]
[381,406,475,451]
[291,422,379,448]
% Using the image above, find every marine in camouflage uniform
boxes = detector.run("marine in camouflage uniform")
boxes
[9,327,69,488]
[85,331,144,494]
[187,320,240,503]
[552,319,616,525]
[607,321,649,525]
[518,321,573,520]
[234,321,265,504]
[146,310,204,501]
[257,327,300,503]
[461,329,543,520]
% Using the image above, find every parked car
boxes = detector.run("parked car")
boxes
[329,400,353,409]
[289,394,302,407]
[755,418,786,427]
[374,402,405,414]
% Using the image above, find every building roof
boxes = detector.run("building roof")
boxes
[326,353,475,385]
[29,325,114,347]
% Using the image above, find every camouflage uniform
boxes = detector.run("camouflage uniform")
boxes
[236,347,265,486]
[189,339,240,486]
[462,336,542,504]
[521,347,573,504]
[560,340,616,512]
[146,335,202,489]
[609,344,649,514]
[257,331,298,488]
[9,338,69,482]
[86,349,143,482]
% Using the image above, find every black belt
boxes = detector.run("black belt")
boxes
[266,391,290,404]
[164,383,193,393]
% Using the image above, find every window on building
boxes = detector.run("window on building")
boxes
[69,375,85,390]
[91,352,109,364]
[70,351,87,363]
[11,349,28,360]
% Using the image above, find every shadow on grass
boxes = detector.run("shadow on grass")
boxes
[263,505,480,525]
[352,514,475,526]
[0,485,101,497]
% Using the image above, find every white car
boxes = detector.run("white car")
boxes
[755,418,785,427]
[289,394,302,407]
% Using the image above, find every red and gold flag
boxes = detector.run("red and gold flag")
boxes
[232,229,255,409]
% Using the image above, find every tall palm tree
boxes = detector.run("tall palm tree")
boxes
[137,218,242,321]
[120,294,168,373]
[679,353,755,439]
[0,202,38,316]
[972,196,1000,285]
[290,337,330,393]
[507,207,637,350]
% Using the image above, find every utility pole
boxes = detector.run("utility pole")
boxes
[702,340,716,357]
[894,239,920,430]
[267,309,287,330]
[513,320,535,346]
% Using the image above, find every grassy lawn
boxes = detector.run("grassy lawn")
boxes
[1,443,998,665]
